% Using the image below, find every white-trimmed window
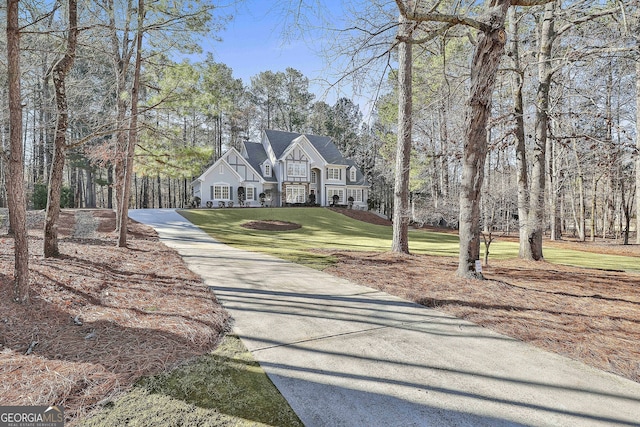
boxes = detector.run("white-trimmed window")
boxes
[286,185,306,203]
[328,188,344,204]
[264,164,271,177]
[350,167,356,182]
[246,186,255,201]
[213,184,230,200]
[327,168,341,180]
[347,188,363,202]
[311,170,317,184]
[287,161,307,178]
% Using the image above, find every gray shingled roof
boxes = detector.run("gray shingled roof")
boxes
[264,129,349,165]
[243,141,278,182]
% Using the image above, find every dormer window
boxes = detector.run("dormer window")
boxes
[264,164,271,177]
[350,167,356,182]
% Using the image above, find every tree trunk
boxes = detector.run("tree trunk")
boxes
[547,134,562,241]
[156,174,162,208]
[86,168,96,208]
[621,172,634,245]
[118,0,144,247]
[107,164,114,209]
[577,175,586,241]
[107,0,135,232]
[524,1,555,261]
[142,176,149,208]
[44,0,78,258]
[590,175,598,242]
[507,7,530,257]
[636,58,640,244]
[438,100,449,199]
[70,166,78,208]
[391,13,412,254]
[457,0,510,278]
[6,0,29,302]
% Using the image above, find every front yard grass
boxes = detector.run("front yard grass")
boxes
[79,335,303,427]
[179,207,640,273]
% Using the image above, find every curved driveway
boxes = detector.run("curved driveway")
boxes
[129,209,640,427]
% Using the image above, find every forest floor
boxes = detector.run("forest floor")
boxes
[0,209,230,423]
[0,208,638,424]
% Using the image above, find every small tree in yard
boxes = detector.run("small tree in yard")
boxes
[482,184,518,266]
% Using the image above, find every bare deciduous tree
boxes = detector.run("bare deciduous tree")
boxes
[44,0,79,258]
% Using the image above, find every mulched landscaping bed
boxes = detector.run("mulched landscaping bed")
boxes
[241,220,301,231]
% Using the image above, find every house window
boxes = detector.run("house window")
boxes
[264,164,271,177]
[246,186,255,201]
[286,185,306,204]
[350,168,356,182]
[311,170,317,184]
[287,161,306,178]
[214,184,230,200]
[347,189,363,202]
[328,188,344,204]
[327,168,340,180]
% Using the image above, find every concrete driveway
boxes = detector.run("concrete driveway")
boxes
[129,209,640,427]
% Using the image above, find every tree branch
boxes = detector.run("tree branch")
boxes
[556,7,619,36]
[394,1,492,32]
[510,0,555,6]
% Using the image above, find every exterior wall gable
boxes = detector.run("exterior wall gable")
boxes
[223,148,261,183]
[196,154,236,184]
[281,143,313,183]
[284,146,309,162]
[287,135,325,166]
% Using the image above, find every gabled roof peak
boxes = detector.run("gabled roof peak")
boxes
[263,129,347,165]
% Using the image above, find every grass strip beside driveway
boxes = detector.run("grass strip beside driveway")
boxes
[78,335,303,427]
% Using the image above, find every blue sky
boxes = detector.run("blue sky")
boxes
[195,0,380,112]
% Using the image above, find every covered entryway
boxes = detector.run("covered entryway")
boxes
[310,167,322,205]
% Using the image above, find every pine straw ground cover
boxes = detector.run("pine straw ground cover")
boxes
[323,209,640,385]
[0,210,229,423]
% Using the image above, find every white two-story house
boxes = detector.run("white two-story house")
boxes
[191,129,369,209]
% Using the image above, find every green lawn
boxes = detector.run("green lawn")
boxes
[179,207,640,272]
[79,335,303,427]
